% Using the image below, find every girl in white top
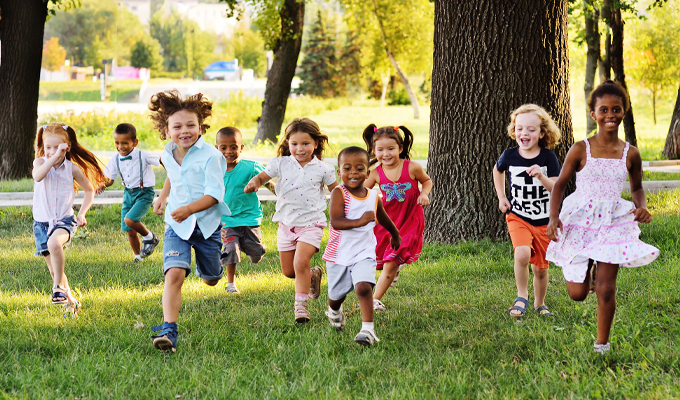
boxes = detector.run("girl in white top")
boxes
[32,123,108,314]
[245,118,338,323]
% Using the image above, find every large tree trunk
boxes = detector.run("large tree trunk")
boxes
[662,86,680,159]
[253,0,305,144]
[371,0,420,119]
[610,7,637,147]
[0,1,48,180]
[584,0,600,137]
[426,0,573,244]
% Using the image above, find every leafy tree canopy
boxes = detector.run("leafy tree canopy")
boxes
[42,37,67,71]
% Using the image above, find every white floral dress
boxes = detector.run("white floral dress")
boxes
[546,139,659,283]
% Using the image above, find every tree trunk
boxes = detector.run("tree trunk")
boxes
[662,86,680,159]
[599,0,611,81]
[426,0,573,243]
[610,7,637,147]
[371,0,420,119]
[584,0,600,138]
[0,1,48,180]
[253,0,305,144]
[652,89,656,125]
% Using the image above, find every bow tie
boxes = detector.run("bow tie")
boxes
[119,155,133,161]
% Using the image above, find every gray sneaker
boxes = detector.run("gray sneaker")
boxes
[325,308,345,331]
[354,329,380,347]
[140,233,160,258]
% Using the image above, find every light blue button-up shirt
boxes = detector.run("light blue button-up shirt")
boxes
[162,135,230,240]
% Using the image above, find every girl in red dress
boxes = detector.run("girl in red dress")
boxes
[363,125,432,311]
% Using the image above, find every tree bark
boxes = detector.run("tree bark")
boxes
[0,1,48,180]
[253,0,305,144]
[662,86,680,159]
[426,0,573,244]
[599,0,611,81]
[371,0,420,120]
[610,7,637,147]
[584,0,599,137]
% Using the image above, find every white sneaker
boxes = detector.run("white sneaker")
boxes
[225,284,239,293]
[594,342,611,354]
[354,329,380,346]
[373,299,386,311]
[325,308,345,331]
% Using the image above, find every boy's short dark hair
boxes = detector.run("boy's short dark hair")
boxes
[338,146,370,166]
[216,127,242,141]
[114,123,137,141]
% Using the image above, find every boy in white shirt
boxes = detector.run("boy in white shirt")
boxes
[100,123,160,262]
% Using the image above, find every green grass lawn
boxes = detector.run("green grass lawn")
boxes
[1,192,679,398]
[39,80,144,103]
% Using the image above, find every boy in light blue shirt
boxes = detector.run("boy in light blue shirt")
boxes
[215,127,275,293]
[148,91,230,353]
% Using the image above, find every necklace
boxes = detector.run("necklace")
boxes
[383,159,403,183]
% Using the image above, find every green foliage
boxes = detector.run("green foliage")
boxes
[387,87,410,106]
[41,37,67,71]
[130,37,163,72]
[232,28,267,77]
[38,80,142,102]
[298,11,342,98]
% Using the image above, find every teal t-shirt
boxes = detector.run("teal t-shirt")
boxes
[221,159,265,227]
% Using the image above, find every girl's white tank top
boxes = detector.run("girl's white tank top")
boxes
[33,157,75,226]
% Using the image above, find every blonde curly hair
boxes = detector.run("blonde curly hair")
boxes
[506,104,561,150]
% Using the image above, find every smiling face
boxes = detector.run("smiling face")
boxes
[43,133,69,163]
[338,152,369,192]
[165,109,201,151]
[216,133,243,168]
[374,137,402,168]
[590,94,625,134]
[288,131,317,166]
[114,133,138,157]
[513,112,544,154]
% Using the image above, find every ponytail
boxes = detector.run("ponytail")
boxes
[397,125,414,161]
[362,124,378,165]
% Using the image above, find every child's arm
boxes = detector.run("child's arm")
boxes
[245,171,272,193]
[32,143,69,182]
[409,161,432,206]
[171,195,218,223]
[546,142,586,241]
[627,146,652,223]
[376,197,401,251]
[492,165,511,213]
[526,165,558,192]
[72,165,95,227]
[327,181,339,193]
[96,177,115,195]
[328,187,375,229]
[364,169,379,188]
[264,180,276,193]
[153,177,171,215]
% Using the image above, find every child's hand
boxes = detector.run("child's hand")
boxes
[546,218,563,242]
[526,165,544,180]
[51,143,69,159]
[244,180,259,193]
[358,211,375,227]
[498,197,511,213]
[153,197,166,215]
[171,206,191,222]
[630,207,652,224]
[76,214,87,227]
[417,193,430,206]
[95,184,107,195]
[390,234,402,251]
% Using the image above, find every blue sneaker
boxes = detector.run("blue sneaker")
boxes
[151,322,178,353]
[140,233,160,258]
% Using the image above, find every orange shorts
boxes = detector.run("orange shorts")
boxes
[505,213,550,269]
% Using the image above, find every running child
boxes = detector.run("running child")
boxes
[546,80,659,354]
[99,123,160,262]
[245,118,338,323]
[216,126,275,293]
[363,124,432,311]
[148,90,230,352]
[323,146,401,346]
[492,104,562,318]
[32,123,108,315]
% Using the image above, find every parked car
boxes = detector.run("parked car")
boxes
[203,60,239,81]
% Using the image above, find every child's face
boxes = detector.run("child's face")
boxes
[216,134,244,166]
[288,131,317,165]
[374,137,402,168]
[590,94,624,134]
[338,153,369,190]
[514,112,544,152]
[166,109,200,151]
[114,133,138,157]
[43,133,69,161]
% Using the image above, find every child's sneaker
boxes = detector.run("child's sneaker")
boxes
[140,233,160,258]
[294,300,310,323]
[325,307,345,331]
[151,322,178,353]
[354,329,380,346]
[594,342,611,354]
[373,299,386,311]
[225,283,239,293]
[309,266,323,299]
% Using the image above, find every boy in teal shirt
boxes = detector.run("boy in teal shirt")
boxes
[216,127,275,293]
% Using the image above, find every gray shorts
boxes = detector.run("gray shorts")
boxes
[220,226,266,265]
[326,258,377,301]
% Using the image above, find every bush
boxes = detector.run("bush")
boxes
[388,87,410,106]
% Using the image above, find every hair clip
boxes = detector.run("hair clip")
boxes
[42,124,48,130]
[62,125,69,131]
[393,126,399,131]
[373,126,378,133]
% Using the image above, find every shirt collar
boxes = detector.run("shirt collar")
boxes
[288,154,320,167]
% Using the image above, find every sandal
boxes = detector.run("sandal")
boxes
[508,296,528,318]
[535,305,554,317]
[63,300,81,317]
[52,285,68,305]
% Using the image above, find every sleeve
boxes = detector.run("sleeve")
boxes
[142,150,161,167]
[546,150,561,177]
[263,157,281,179]
[203,154,227,202]
[104,156,117,180]
[495,149,509,172]
[322,162,337,186]
[253,161,265,178]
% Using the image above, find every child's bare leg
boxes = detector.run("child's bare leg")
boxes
[293,242,316,294]
[509,246,531,315]
[373,261,399,301]
[280,250,296,279]
[126,230,141,255]
[162,267,186,323]
[226,263,237,283]
[47,230,77,304]
[125,218,149,255]
[355,282,374,322]
[595,262,619,345]
[328,296,345,311]
[532,264,549,309]
[566,261,594,302]
[125,218,150,237]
